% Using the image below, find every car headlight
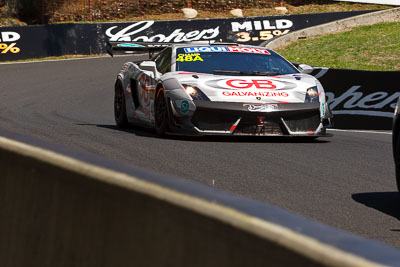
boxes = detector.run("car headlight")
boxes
[182,84,210,101]
[184,85,198,97]
[305,87,319,103]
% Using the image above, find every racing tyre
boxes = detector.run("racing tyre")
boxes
[154,87,169,136]
[114,81,129,128]
[395,137,400,192]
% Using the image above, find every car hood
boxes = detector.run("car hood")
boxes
[169,72,318,103]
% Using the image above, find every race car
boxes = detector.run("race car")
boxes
[108,42,333,137]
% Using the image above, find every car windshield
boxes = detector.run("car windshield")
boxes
[175,46,298,75]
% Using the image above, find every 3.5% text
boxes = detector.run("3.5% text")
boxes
[0,43,21,54]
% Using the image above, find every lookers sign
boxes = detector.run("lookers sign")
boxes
[103,10,373,46]
[312,67,399,130]
[106,21,220,42]
[105,18,294,43]
[327,86,398,118]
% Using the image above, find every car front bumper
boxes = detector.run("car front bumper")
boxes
[168,100,333,137]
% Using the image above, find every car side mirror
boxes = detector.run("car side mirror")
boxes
[140,61,158,75]
[298,64,313,74]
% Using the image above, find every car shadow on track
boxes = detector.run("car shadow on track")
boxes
[352,192,400,224]
[77,123,156,137]
[166,135,330,144]
[81,123,330,143]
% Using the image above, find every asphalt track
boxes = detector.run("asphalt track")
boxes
[1,56,399,249]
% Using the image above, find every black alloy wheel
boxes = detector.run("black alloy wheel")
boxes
[154,87,169,136]
[114,81,128,128]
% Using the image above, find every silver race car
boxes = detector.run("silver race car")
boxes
[108,42,333,137]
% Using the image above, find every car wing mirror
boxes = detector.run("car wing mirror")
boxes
[298,64,313,74]
[139,61,158,76]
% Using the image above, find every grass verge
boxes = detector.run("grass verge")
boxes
[276,22,400,71]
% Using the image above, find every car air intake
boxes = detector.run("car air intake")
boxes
[191,109,239,131]
[283,111,320,132]
[234,117,283,136]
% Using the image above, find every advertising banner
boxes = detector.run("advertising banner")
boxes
[312,67,399,130]
[101,10,373,46]
[0,24,100,61]
[0,10,375,61]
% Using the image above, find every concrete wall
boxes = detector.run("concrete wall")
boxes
[335,0,400,6]
[0,135,397,267]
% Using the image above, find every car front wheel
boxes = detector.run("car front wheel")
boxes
[154,87,169,136]
[114,81,129,128]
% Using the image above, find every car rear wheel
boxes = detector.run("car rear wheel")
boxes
[154,87,169,136]
[114,81,129,128]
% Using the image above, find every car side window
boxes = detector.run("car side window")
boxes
[155,48,172,74]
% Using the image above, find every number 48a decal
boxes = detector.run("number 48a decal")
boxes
[176,53,203,62]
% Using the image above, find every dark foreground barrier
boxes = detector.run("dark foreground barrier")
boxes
[0,10,374,61]
[311,67,400,130]
[1,132,400,267]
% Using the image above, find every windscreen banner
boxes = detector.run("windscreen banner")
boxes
[0,10,375,61]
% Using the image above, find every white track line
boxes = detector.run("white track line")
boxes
[328,129,392,135]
